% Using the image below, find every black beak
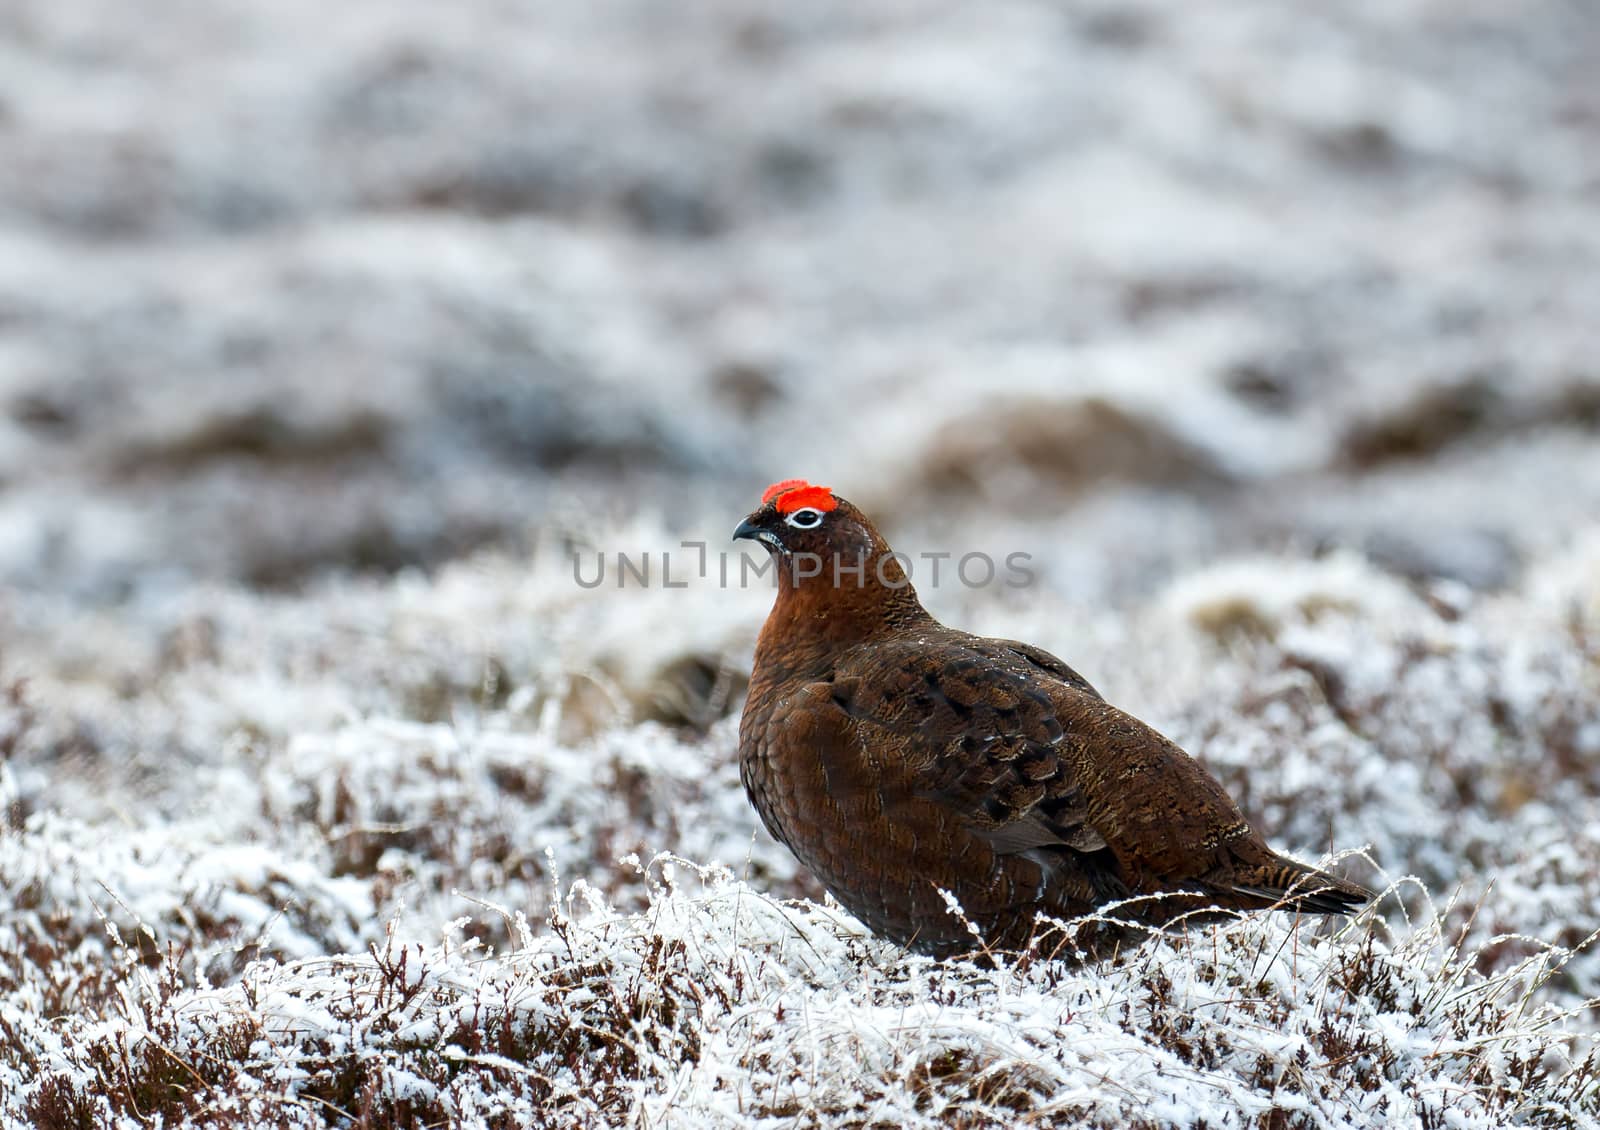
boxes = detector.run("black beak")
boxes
[735,513,783,551]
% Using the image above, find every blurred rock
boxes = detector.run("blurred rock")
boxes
[638,651,750,734]
[710,360,785,419]
[1340,375,1504,468]
[914,395,1233,501]
[109,404,391,475]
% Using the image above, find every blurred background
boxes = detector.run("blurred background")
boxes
[2,0,1596,605]
[1,0,1598,940]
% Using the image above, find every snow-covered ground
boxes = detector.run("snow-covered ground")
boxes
[2,0,1598,1125]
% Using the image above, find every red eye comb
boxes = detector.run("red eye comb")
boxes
[761,479,838,514]
[761,479,808,504]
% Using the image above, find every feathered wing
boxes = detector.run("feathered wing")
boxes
[836,635,1371,920]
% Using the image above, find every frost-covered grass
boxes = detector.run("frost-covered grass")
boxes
[4,857,1597,1129]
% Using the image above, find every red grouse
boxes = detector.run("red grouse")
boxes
[735,480,1371,956]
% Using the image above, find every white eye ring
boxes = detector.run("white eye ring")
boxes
[784,507,824,529]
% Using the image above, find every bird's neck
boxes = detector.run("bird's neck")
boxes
[753,560,933,681]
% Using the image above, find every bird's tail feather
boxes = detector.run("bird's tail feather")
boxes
[1228,859,1373,915]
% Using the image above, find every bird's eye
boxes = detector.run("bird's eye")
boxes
[785,508,824,529]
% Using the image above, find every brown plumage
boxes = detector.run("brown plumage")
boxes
[735,480,1372,957]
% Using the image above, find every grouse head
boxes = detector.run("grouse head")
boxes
[733,479,927,638]
[733,480,881,575]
